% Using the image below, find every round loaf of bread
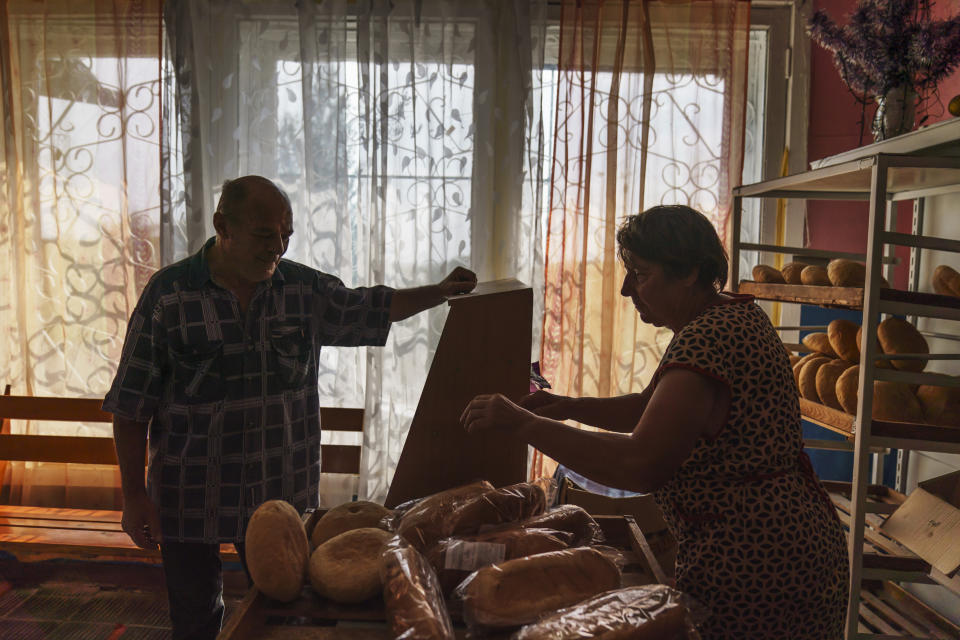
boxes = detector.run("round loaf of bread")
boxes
[781,262,810,285]
[753,264,785,284]
[792,353,821,390]
[933,264,960,297]
[799,356,833,402]
[245,500,310,602]
[835,368,924,422]
[310,527,393,603]
[916,384,960,427]
[801,265,831,286]
[801,332,838,358]
[828,319,860,363]
[816,360,851,410]
[877,317,928,372]
[827,259,866,287]
[873,381,924,423]
[856,325,891,369]
[836,366,860,414]
[310,500,393,548]
[789,354,801,367]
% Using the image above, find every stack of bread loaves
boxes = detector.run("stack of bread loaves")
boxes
[242,480,701,638]
[792,317,959,426]
[753,258,880,288]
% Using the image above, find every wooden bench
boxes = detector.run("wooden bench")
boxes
[0,390,364,564]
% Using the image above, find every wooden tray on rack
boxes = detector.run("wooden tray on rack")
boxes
[737,280,960,315]
[799,398,960,448]
[217,513,670,640]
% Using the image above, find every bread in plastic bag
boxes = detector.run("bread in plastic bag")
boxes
[395,480,495,550]
[447,481,548,537]
[425,526,574,594]
[455,546,623,631]
[381,536,455,640]
[520,504,604,546]
[512,584,706,640]
[398,480,547,551]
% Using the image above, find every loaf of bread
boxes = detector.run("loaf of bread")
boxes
[382,537,455,640]
[789,354,801,367]
[835,368,923,423]
[836,366,860,414]
[426,527,572,595]
[792,353,822,389]
[244,500,310,602]
[513,585,694,640]
[801,332,838,358]
[781,262,810,285]
[828,319,861,363]
[873,381,924,423]
[458,547,622,630]
[752,264,785,284]
[799,356,833,402]
[877,317,928,372]
[448,482,547,538]
[916,384,960,427]
[396,480,494,550]
[856,325,892,369]
[801,265,831,286]
[932,264,960,297]
[310,500,393,548]
[309,527,392,603]
[521,505,605,547]
[816,360,851,410]
[827,259,866,287]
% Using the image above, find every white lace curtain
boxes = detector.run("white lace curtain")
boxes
[161,0,549,503]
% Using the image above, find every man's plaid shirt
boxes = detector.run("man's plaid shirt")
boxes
[103,237,393,543]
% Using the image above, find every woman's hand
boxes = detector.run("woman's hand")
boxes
[517,389,572,420]
[460,393,532,435]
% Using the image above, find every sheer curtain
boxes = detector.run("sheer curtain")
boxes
[163,0,548,504]
[534,0,750,481]
[0,1,163,507]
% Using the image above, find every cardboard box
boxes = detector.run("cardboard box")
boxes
[881,470,960,576]
[559,477,669,533]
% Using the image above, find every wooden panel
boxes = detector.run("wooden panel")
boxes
[0,395,111,422]
[0,516,123,532]
[0,434,118,464]
[319,407,364,432]
[320,445,361,475]
[385,279,531,507]
[799,398,854,437]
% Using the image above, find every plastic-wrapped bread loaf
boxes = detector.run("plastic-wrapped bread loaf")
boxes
[457,546,622,631]
[395,480,494,550]
[521,505,605,547]
[381,536,455,640]
[448,482,547,536]
[426,526,573,594]
[513,585,702,640]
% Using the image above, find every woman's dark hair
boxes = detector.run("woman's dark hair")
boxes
[616,205,728,291]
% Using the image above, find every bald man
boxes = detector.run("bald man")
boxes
[103,176,476,639]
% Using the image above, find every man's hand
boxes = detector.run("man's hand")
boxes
[437,266,477,299]
[121,490,163,550]
[517,390,572,420]
[460,393,532,435]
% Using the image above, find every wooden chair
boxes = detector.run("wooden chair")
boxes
[0,390,363,563]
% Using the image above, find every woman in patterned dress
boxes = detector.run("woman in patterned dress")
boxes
[461,205,848,640]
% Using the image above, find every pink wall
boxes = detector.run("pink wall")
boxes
[805,0,960,286]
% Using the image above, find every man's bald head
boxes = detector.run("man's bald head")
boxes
[216,176,291,227]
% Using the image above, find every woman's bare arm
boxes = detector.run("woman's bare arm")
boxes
[519,385,654,433]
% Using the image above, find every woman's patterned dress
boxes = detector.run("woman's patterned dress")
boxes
[652,294,848,640]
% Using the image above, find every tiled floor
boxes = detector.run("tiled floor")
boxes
[0,556,246,639]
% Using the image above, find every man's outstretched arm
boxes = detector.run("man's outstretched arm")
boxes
[389,266,478,321]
